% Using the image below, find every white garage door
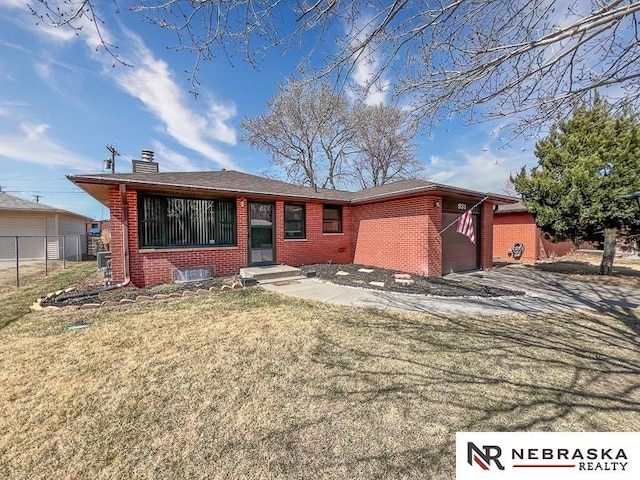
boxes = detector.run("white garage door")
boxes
[0,216,46,259]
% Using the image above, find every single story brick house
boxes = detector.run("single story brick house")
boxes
[493,202,575,262]
[70,169,515,287]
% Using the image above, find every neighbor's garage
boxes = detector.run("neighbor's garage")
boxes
[0,215,47,259]
[441,197,480,274]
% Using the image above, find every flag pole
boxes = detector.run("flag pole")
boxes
[437,195,489,236]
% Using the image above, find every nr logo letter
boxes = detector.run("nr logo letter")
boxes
[467,442,505,470]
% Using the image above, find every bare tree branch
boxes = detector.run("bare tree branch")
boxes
[29,1,640,133]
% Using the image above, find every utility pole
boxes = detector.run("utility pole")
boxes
[104,145,120,174]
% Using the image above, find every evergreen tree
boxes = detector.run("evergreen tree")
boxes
[512,97,640,274]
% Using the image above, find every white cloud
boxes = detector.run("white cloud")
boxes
[107,30,240,170]
[346,16,390,105]
[0,121,96,171]
[3,2,241,172]
[426,132,536,195]
[150,141,200,172]
[33,62,52,81]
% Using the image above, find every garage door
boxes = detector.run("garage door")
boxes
[442,212,479,274]
[0,216,46,260]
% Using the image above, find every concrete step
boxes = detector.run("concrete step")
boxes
[256,275,307,285]
[240,265,302,282]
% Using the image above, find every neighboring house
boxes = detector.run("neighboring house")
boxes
[493,202,575,262]
[69,170,515,287]
[0,191,90,260]
[86,219,111,237]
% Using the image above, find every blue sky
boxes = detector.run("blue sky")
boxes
[0,1,536,220]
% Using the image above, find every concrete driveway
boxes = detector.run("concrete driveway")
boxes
[260,265,640,316]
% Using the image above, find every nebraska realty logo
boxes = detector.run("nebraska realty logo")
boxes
[456,432,639,479]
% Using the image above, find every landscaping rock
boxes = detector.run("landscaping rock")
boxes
[300,263,523,298]
[153,294,170,300]
[358,268,375,273]
[369,281,385,287]
[79,303,101,310]
[395,278,414,285]
[336,271,350,276]
[29,300,43,311]
[100,301,120,307]
[135,295,153,302]
[394,273,411,279]
[196,289,209,295]
[119,298,135,304]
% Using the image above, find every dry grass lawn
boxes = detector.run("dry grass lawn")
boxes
[533,252,640,288]
[0,262,95,329]
[0,260,82,294]
[0,264,639,479]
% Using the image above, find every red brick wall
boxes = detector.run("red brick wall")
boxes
[492,211,539,262]
[480,202,495,270]
[109,186,494,285]
[275,201,353,266]
[351,195,443,276]
[109,188,248,286]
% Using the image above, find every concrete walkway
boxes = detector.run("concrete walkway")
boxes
[260,266,640,315]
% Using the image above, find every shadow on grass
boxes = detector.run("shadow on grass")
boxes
[532,260,640,278]
[305,304,640,472]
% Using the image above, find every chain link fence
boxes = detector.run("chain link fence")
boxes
[0,235,87,287]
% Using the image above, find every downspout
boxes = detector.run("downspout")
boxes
[51,184,130,303]
[119,184,131,287]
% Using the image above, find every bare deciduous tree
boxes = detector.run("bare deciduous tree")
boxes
[30,1,640,132]
[239,78,352,189]
[349,103,422,188]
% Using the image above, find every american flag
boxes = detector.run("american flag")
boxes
[456,209,475,244]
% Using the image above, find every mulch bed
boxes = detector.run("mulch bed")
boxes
[41,274,241,308]
[301,263,523,297]
[41,263,522,309]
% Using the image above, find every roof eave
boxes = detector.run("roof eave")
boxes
[68,175,353,205]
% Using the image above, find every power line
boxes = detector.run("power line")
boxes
[1,190,88,194]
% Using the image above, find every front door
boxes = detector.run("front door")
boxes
[248,202,275,265]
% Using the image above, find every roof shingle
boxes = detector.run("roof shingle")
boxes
[69,170,517,206]
[0,192,59,211]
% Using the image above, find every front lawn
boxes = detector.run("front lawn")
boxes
[0,267,639,478]
[0,261,95,329]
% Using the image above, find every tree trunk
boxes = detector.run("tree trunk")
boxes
[600,227,617,275]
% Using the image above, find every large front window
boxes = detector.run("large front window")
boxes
[138,195,236,248]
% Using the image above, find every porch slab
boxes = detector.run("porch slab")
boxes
[240,265,302,282]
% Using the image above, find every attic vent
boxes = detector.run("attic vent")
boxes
[171,266,215,283]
